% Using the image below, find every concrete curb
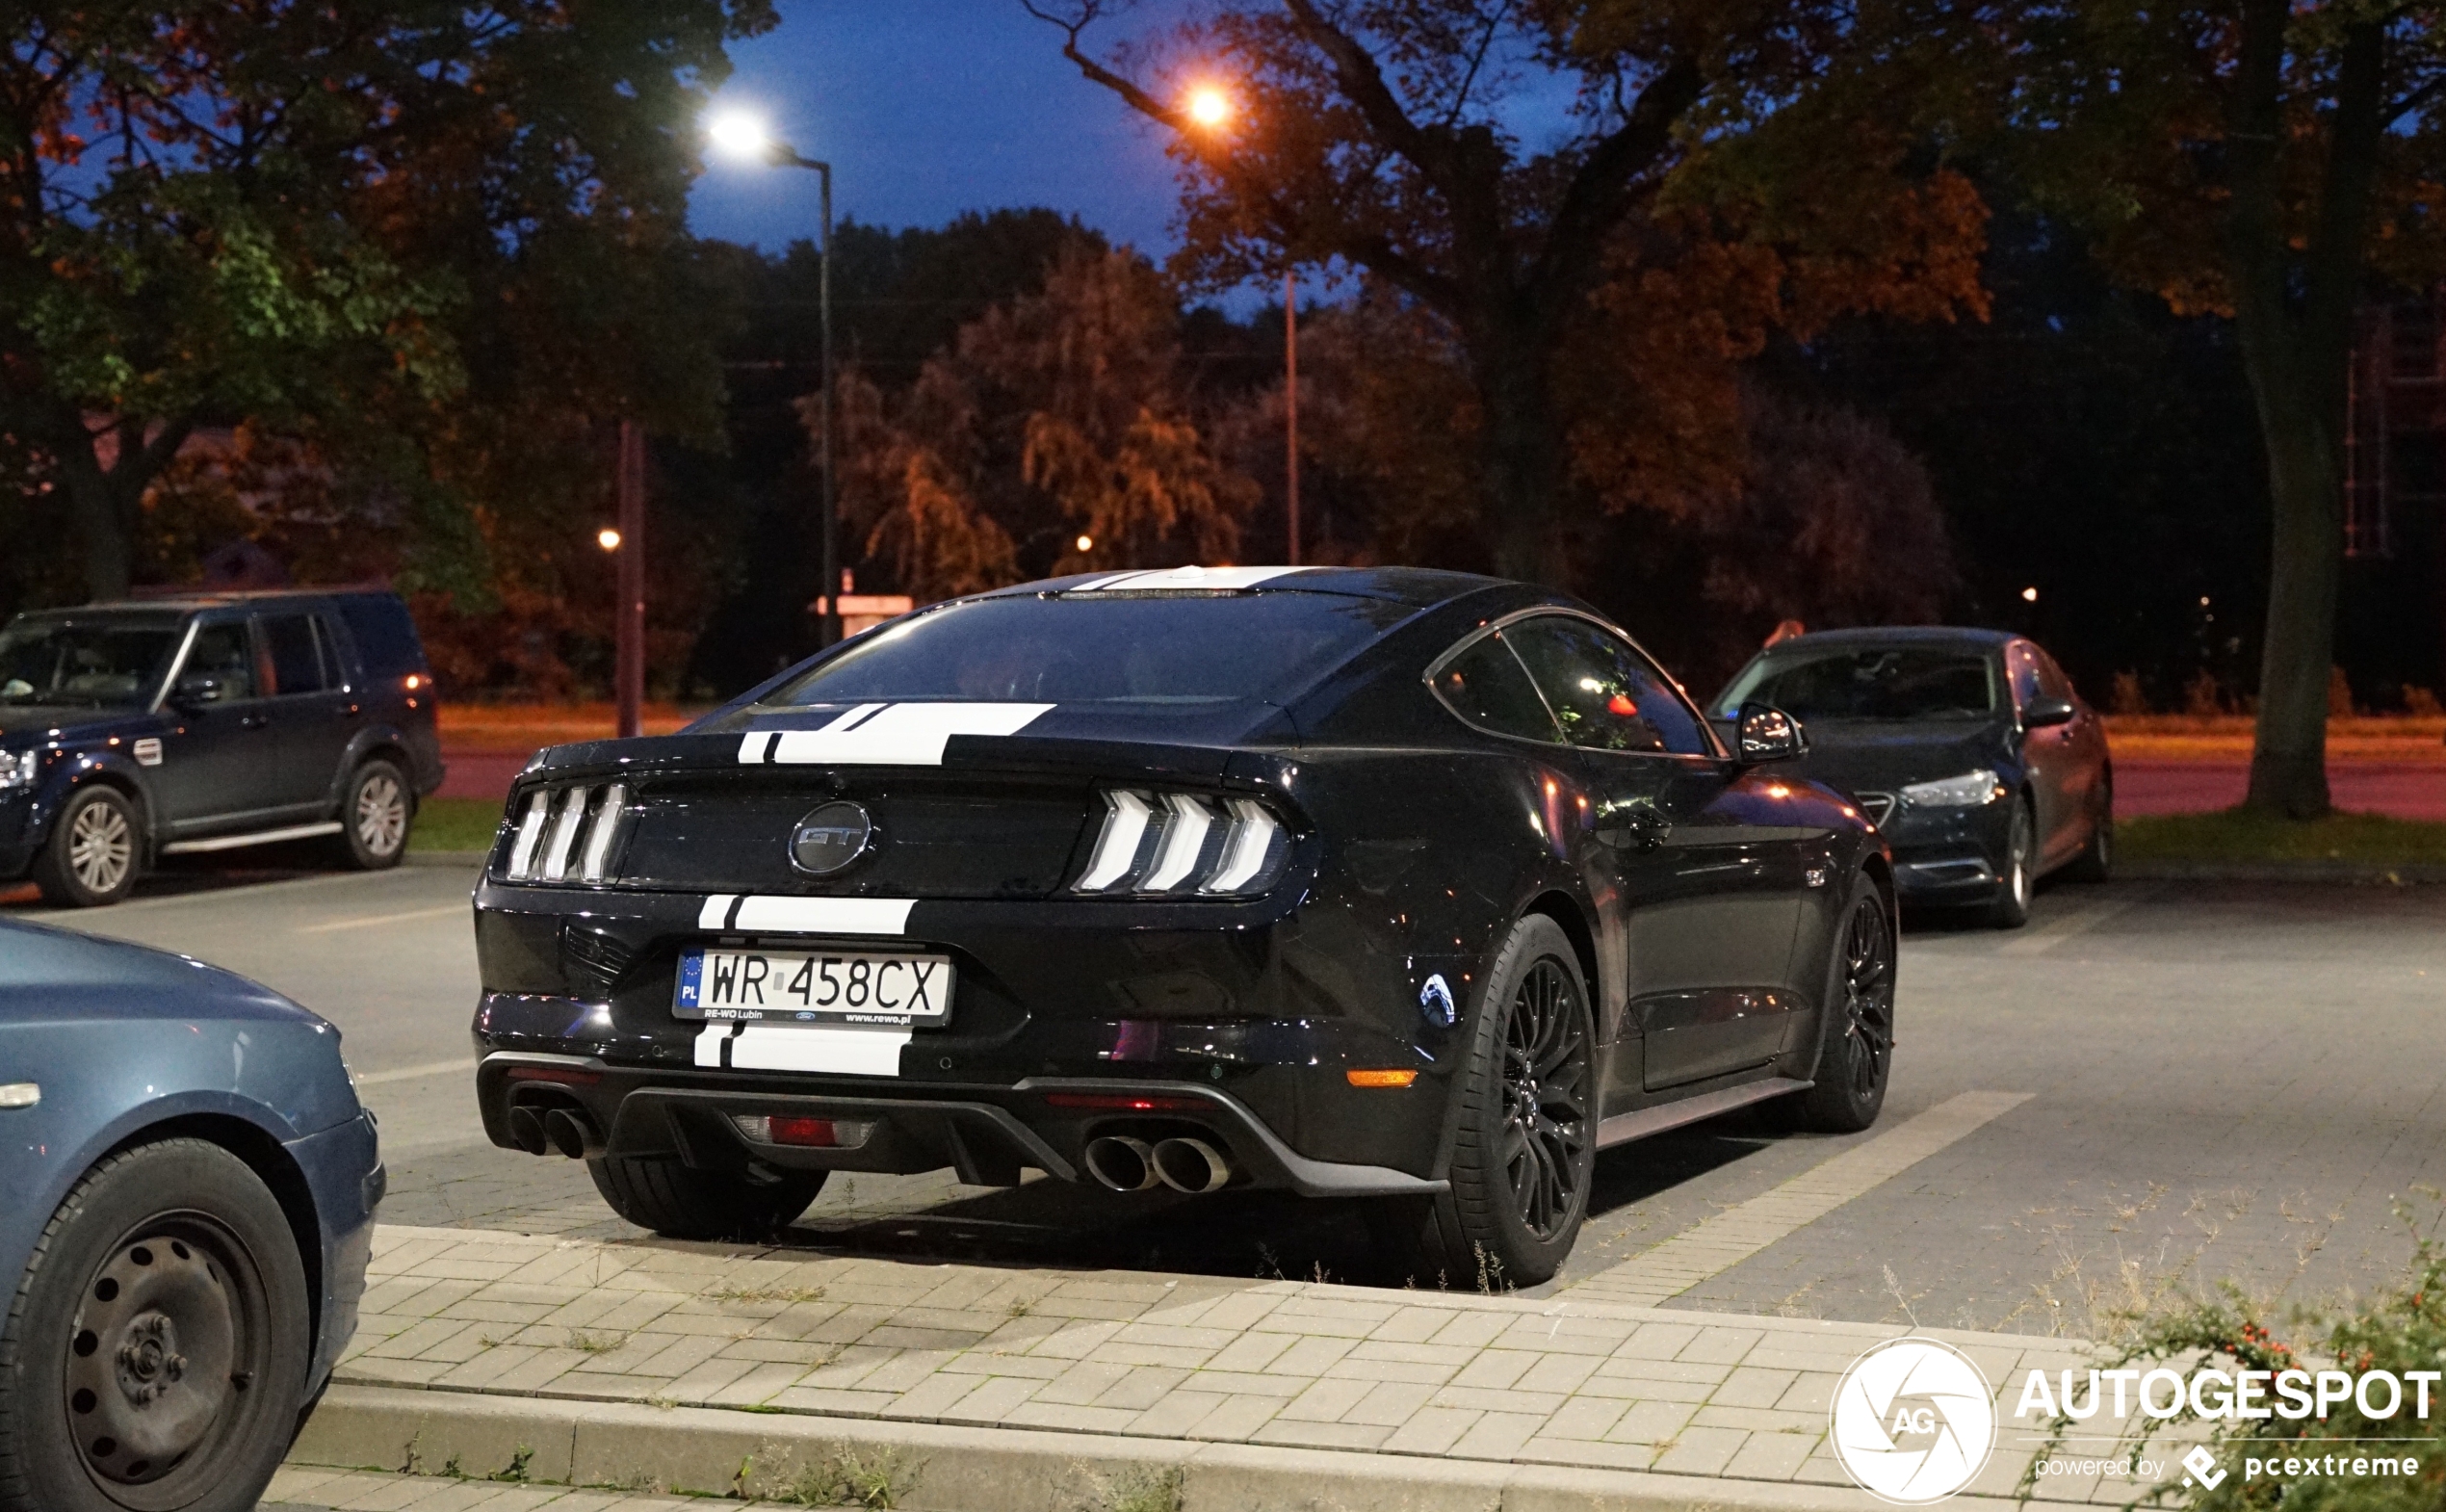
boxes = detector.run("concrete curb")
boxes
[2119,858,2446,884]
[292,1383,2024,1512]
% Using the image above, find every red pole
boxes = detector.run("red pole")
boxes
[616,420,645,740]
[1284,267,1300,567]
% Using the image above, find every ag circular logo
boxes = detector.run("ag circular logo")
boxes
[1830,1337,1997,1504]
[790,801,873,875]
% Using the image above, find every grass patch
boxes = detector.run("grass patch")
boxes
[409,796,505,854]
[2119,809,2446,867]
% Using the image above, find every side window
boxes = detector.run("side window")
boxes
[184,622,257,700]
[1504,615,1713,756]
[311,614,353,691]
[2037,649,2074,701]
[1429,630,1562,743]
[2007,643,2043,710]
[259,613,326,696]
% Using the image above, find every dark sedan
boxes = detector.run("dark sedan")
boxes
[0,920,380,1512]
[467,566,1896,1285]
[1711,627,2112,926]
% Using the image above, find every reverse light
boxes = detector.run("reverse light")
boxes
[1072,789,1289,897]
[731,1113,873,1149]
[502,783,635,883]
[1898,769,2006,808]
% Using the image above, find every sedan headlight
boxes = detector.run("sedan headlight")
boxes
[1899,769,2006,808]
[0,748,37,792]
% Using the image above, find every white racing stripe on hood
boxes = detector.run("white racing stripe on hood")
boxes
[1073,564,1313,592]
[756,701,1053,767]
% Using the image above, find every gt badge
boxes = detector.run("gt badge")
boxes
[790,800,873,876]
[132,738,164,768]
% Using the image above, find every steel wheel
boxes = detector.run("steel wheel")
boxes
[353,771,406,857]
[1834,898,1895,1103]
[1496,958,1593,1242]
[64,1224,255,1499]
[68,800,134,897]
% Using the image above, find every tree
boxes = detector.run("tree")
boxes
[1025,0,1987,585]
[1962,3,2446,816]
[2,0,773,602]
[835,246,1256,600]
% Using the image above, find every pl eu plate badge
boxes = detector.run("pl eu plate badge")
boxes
[678,952,703,1009]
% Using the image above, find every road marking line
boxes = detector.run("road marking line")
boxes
[1566,1089,2033,1306]
[353,1058,478,1087]
[17,868,406,920]
[300,903,468,933]
[1996,882,2164,956]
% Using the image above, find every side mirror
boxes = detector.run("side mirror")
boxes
[172,673,226,707]
[2023,696,2077,729]
[1735,701,1808,763]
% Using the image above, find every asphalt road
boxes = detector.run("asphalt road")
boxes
[11,861,2444,1344]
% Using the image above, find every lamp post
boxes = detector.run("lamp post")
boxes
[708,109,840,646]
[1184,87,1298,566]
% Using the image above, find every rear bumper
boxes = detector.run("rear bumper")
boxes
[287,1108,382,1395]
[475,1050,1444,1198]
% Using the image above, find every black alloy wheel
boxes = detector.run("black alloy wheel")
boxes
[1794,878,1896,1133]
[2065,784,2113,884]
[0,1140,309,1512]
[1989,798,2034,928]
[334,760,411,871]
[1367,914,1595,1289]
[32,786,141,908]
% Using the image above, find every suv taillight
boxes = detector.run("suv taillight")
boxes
[502,782,632,884]
[1072,789,1289,897]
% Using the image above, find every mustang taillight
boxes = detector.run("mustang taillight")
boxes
[502,782,632,884]
[1073,789,1288,897]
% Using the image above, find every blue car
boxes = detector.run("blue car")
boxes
[0,920,380,1512]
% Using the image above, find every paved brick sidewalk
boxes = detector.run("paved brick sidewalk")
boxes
[303,1224,2177,1504]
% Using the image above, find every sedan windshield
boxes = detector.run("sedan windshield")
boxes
[760,590,1418,708]
[1717,646,1998,721]
[0,617,184,708]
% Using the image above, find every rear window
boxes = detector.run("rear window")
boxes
[1718,645,1999,721]
[335,594,429,680]
[760,591,1416,708]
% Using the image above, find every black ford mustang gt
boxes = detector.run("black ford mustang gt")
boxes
[468,566,1895,1284]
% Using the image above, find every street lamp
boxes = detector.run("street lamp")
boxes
[1181,86,1299,566]
[707,107,842,646]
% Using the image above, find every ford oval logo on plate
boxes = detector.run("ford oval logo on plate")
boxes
[790,801,873,875]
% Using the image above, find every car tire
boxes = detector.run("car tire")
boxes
[0,1138,311,1512]
[333,760,412,871]
[586,1157,825,1241]
[1366,914,1596,1290]
[31,786,142,908]
[2063,789,2113,884]
[1792,877,1896,1133]
[1988,799,2035,928]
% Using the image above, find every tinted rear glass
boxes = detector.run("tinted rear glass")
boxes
[0,617,184,708]
[335,594,428,679]
[1719,646,1999,720]
[761,592,1416,707]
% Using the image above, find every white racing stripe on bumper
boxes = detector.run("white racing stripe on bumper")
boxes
[696,894,916,935]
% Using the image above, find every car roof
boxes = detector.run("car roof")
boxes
[977,565,1508,610]
[13,587,399,616]
[1760,625,2018,653]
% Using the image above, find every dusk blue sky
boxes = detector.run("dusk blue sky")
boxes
[688,2,1189,259]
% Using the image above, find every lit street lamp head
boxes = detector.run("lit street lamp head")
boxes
[597,528,622,552]
[705,108,775,163]
[1185,86,1232,129]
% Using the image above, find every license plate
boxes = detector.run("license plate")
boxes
[675,949,953,1027]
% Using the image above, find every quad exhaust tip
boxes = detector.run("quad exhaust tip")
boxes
[1084,1134,1236,1193]
[541,1107,600,1160]
[506,1105,549,1156]
[1151,1137,1232,1194]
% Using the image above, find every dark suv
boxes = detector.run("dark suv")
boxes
[0,589,444,906]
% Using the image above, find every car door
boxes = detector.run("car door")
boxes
[1501,614,1806,1096]
[254,608,359,815]
[2033,648,2105,863]
[153,616,286,826]
[2007,640,2075,862]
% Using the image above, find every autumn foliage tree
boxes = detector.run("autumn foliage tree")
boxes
[1026,0,1989,586]
[836,247,1256,602]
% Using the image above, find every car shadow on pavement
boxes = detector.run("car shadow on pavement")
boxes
[0,841,346,912]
